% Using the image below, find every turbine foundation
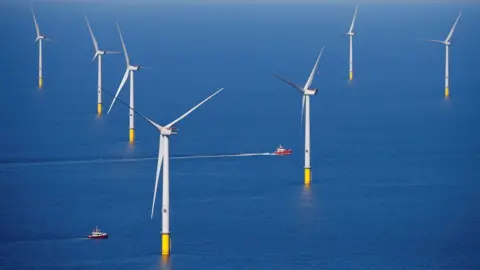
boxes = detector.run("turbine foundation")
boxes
[162,233,171,256]
[349,71,353,81]
[445,87,449,98]
[39,78,43,89]
[304,167,311,185]
[129,128,135,143]
[97,103,102,116]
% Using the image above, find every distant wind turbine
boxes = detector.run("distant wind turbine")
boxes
[346,5,358,81]
[31,6,53,89]
[273,47,324,185]
[108,23,146,143]
[85,16,120,116]
[106,87,225,256]
[420,12,462,98]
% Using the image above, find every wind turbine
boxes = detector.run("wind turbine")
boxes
[273,47,324,185]
[420,12,462,98]
[106,87,225,256]
[85,16,119,116]
[108,23,145,143]
[346,5,358,81]
[31,6,52,89]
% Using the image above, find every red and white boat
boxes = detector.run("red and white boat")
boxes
[274,145,292,155]
[88,226,108,239]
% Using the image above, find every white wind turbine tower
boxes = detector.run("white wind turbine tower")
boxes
[346,5,358,81]
[106,87,225,256]
[108,23,145,143]
[85,16,119,116]
[421,12,462,98]
[31,6,52,89]
[273,47,324,185]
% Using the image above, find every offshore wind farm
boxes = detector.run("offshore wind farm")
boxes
[1,1,479,269]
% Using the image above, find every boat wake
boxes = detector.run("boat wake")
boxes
[0,237,89,246]
[172,152,274,160]
[0,152,275,169]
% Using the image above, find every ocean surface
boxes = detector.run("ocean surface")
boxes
[0,1,479,269]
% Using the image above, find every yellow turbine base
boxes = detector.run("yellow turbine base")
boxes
[97,103,102,115]
[39,78,43,89]
[129,128,135,143]
[162,233,171,256]
[445,87,449,98]
[349,71,353,81]
[304,168,311,185]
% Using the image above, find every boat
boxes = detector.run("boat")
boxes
[274,145,292,155]
[88,226,109,239]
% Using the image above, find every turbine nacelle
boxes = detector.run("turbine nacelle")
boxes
[304,89,318,96]
[160,126,178,136]
[346,32,355,36]
[128,65,140,71]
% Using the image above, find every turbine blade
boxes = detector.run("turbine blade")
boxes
[151,135,164,220]
[348,4,358,34]
[418,39,445,44]
[272,73,304,93]
[445,11,462,43]
[85,15,99,52]
[166,87,225,128]
[92,52,98,62]
[116,23,130,67]
[300,95,306,128]
[31,6,40,37]
[103,86,163,130]
[304,46,324,90]
[107,69,129,114]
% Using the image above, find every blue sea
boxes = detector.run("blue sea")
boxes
[0,1,479,269]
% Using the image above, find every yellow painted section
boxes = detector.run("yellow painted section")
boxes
[97,103,102,115]
[445,87,449,98]
[39,78,43,89]
[304,168,311,185]
[349,71,353,81]
[162,233,171,255]
[129,128,135,143]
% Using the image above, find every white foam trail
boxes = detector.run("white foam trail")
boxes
[0,237,89,246]
[0,153,275,169]
[172,152,273,160]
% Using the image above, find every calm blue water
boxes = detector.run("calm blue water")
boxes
[0,1,479,269]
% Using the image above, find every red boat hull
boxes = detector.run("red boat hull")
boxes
[275,149,292,155]
[88,234,108,239]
